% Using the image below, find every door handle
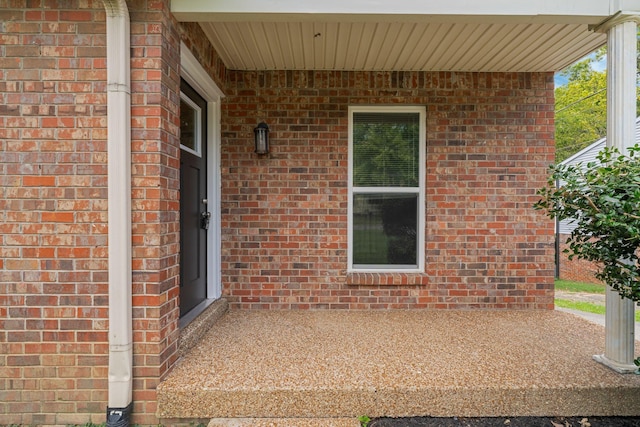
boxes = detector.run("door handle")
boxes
[200,211,211,230]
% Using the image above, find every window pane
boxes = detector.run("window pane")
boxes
[353,112,420,187]
[353,193,418,266]
[180,98,198,152]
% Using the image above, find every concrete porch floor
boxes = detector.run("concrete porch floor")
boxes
[157,307,640,424]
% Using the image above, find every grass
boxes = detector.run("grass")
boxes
[555,279,606,294]
[555,279,640,322]
[555,298,606,315]
[556,298,640,322]
[353,228,389,264]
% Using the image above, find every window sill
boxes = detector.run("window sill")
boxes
[346,272,429,286]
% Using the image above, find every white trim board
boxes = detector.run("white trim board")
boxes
[180,42,224,302]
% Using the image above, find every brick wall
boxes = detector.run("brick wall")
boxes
[0,1,184,424]
[0,3,109,424]
[221,71,556,310]
[129,0,183,423]
[179,22,227,89]
[558,234,603,284]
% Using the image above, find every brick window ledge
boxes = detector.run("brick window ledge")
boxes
[346,272,429,286]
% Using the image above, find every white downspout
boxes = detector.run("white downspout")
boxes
[103,0,133,424]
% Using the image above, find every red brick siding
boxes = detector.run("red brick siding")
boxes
[179,22,227,90]
[0,3,109,424]
[221,71,556,310]
[129,1,182,424]
[0,1,183,424]
[558,234,603,284]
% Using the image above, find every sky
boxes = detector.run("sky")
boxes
[554,53,606,87]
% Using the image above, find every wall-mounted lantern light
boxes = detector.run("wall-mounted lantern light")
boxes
[254,122,270,155]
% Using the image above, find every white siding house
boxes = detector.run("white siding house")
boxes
[558,116,640,234]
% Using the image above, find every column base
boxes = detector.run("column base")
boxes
[593,354,638,374]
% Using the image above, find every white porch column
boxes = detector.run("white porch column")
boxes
[592,12,640,374]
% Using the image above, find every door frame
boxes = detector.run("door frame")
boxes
[179,42,224,312]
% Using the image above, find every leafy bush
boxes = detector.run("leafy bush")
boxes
[534,145,640,303]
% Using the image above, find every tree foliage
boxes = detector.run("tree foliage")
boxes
[555,32,640,163]
[353,120,419,187]
[534,145,640,303]
[555,54,608,162]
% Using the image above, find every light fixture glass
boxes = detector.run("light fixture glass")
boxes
[254,122,269,155]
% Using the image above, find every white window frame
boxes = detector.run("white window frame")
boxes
[347,105,426,273]
[179,92,203,157]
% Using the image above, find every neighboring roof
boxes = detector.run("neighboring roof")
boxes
[558,116,640,234]
[170,0,640,72]
[560,138,607,168]
[561,116,640,167]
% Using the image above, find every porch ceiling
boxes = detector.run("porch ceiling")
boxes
[168,0,632,72]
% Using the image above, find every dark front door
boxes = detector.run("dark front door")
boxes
[179,79,208,316]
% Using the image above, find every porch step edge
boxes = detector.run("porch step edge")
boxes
[207,418,361,427]
[158,385,640,419]
[178,298,229,358]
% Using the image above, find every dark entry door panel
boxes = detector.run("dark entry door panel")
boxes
[179,79,208,316]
